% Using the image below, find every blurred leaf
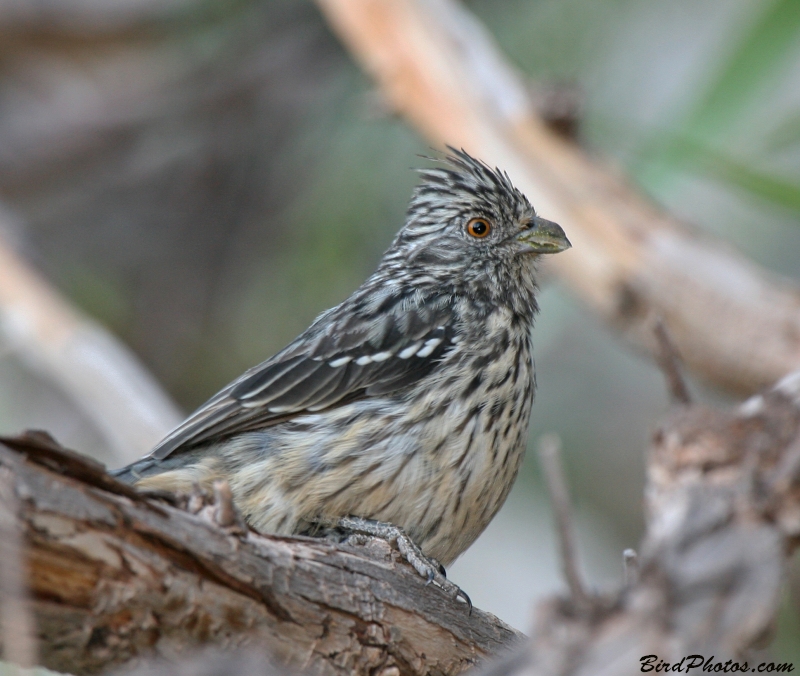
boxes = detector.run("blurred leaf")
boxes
[645,134,800,213]
[773,555,800,665]
[764,112,800,153]
[65,268,132,336]
[682,0,800,141]
[636,0,800,196]
[699,152,800,213]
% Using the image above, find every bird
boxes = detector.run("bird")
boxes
[112,149,570,604]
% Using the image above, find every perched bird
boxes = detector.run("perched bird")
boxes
[113,149,570,602]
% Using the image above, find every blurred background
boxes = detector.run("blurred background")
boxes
[0,0,798,663]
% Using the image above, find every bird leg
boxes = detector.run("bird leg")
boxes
[312,515,472,612]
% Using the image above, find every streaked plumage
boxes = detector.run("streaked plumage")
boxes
[113,149,570,567]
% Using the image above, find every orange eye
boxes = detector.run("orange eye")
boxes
[466,218,492,238]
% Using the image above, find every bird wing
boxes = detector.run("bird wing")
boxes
[146,300,456,462]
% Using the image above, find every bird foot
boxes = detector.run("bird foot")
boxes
[325,515,472,613]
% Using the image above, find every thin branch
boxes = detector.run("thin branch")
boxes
[475,370,800,676]
[622,548,638,588]
[536,434,589,610]
[652,318,692,405]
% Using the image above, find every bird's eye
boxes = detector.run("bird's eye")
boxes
[466,218,492,238]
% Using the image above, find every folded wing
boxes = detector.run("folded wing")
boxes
[143,301,456,462]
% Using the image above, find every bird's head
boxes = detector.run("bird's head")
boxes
[382,149,571,315]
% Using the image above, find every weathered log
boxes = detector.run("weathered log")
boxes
[4,373,800,676]
[0,433,520,676]
[24,368,800,676]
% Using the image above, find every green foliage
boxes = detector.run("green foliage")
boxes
[635,0,800,215]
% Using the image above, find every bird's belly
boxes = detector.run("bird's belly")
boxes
[390,374,533,564]
[224,350,534,566]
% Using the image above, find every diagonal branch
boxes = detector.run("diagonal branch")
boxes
[315,0,800,395]
[0,218,182,464]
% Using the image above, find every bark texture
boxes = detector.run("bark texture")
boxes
[0,433,520,676]
[476,371,800,676]
[3,370,800,675]
[7,367,799,676]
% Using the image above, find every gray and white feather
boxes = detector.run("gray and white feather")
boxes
[113,149,571,567]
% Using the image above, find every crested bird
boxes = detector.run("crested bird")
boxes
[112,149,571,604]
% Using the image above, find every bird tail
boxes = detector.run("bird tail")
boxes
[109,458,159,484]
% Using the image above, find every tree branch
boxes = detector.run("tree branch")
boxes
[536,435,589,612]
[652,318,692,405]
[0,220,182,464]
[8,367,799,676]
[475,371,800,676]
[314,0,800,395]
[0,433,520,676]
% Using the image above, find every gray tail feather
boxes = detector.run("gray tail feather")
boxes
[109,458,158,484]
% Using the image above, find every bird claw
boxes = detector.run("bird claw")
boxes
[456,588,473,612]
[333,515,472,613]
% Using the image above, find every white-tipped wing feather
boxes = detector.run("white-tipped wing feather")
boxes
[143,301,456,463]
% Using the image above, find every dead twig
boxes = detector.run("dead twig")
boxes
[537,434,590,610]
[475,370,800,676]
[652,318,692,405]
[622,548,638,588]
